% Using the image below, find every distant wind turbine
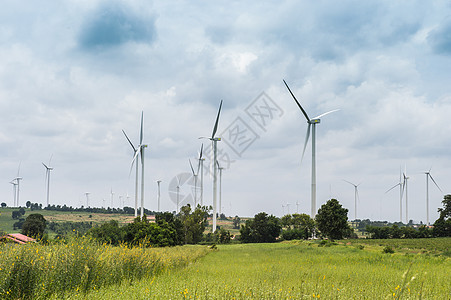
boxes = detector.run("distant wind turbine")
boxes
[123,111,147,218]
[10,180,18,207]
[85,192,90,208]
[343,180,361,220]
[200,100,223,232]
[110,188,114,208]
[189,159,199,207]
[13,163,23,207]
[42,155,53,207]
[424,168,442,225]
[386,167,403,223]
[156,180,162,212]
[402,168,409,224]
[284,80,339,218]
[197,144,205,206]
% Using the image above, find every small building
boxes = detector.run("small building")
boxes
[0,233,36,244]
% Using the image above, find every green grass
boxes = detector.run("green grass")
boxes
[0,237,210,299]
[69,241,451,299]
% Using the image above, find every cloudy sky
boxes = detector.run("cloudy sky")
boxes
[1,1,451,223]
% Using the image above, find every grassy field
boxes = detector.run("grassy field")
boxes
[0,237,210,299]
[65,239,450,299]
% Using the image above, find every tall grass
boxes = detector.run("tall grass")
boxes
[80,241,451,299]
[0,237,209,299]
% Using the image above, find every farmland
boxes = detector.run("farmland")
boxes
[57,239,451,299]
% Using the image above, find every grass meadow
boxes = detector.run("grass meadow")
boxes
[0,237,209,299]
[67,239,450,299]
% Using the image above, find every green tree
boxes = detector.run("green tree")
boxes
[240,212,281,243]
[315,199,352,240]
[232,216,241,229]
[88,220,124,245]
[179,205,210,244]
[433,194,451,237]
[26,201,31,208]
[281,213,315,240]
[1,202,6,208]
[21,213,47,238]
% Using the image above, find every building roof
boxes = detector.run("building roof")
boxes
[0,233,36,244]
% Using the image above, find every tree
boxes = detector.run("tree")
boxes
[1,202,6,208]
[315,199,352,240]
[12,210,21,219]
[179,205,210,244]
[281,213,315,240]
[88,220,124,245]
[240,212,281,243]
[26,201,31,208]
[22,213,47,238]
[433,194,451,237]
[232,216,241,229]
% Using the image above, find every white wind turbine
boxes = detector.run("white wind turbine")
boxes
[401,168,409,224]
[156,180,162,212]
[42,155,53,207]
[386,168,403,223]
[110,188,114,208]
[424,168,442,226]
[123,111,147,218]
[10,180,18,207]
[189,159,199,207]
[284,80,339,218]
[13,163,23,207]
[200,100,223,232]
[343,180,361,220]
[85,192,90,208]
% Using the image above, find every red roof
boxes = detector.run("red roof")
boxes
[0,233,36,244]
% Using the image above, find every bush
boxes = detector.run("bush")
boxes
[383,245,394,253]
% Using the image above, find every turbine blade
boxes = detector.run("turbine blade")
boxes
[385,183,400,194]
[283,79,310,121]
[189,159,195,175]
[313,109,340,119]
[130,147,141,175]
[212,100,223,138]
[343,179,355,186]
[49,154,53,167]
[140,111,144,144]
[42,162,48,169]
[122,130,137,152]
[301,123,311,163]
[429,174,443,193]
[199,143,203,160]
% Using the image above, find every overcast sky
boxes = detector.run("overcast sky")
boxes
[1,1,451,223]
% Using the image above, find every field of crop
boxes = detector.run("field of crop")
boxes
[67,239,450,299]
[0,237,210,299]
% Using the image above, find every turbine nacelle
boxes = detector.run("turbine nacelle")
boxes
[309,119,320,124]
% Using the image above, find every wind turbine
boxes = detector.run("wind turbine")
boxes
[401,168,409,224]
[386,168,403,223]
[343,180,361,220]
[197,144,205,206]
[110,188,114,208]
[123,111,147,218]
[10,180,18,207]
[85,192,90,208]
[13,163,23,207]
[156,180,162,212]
[42,155,53,206]
[283,80,339,218]
[424,168,442,225]
[189,159,199,207]
[200,100,223,232]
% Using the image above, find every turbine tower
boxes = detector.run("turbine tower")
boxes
[10,180,18,207]
[284,80,339,218]
[156,180,162,212]
[42,155,53,207]
[386,168,403,223]
[85,192,90,208]
[424,168,442,225]
[344,180,360,220]
[200,100,223,232]
[401,169,409,224]
[217,161,224,215]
